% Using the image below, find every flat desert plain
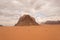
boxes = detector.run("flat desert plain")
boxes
[0,24,60,40]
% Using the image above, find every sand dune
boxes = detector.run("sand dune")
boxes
[0,25,60,40]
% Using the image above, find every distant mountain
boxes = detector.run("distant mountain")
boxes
[0,25,3,26]
[44,21,60,24]
[15,15,39,26]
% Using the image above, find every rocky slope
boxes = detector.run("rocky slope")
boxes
[15,15,39,26]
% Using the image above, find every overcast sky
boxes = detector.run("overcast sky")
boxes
[0,0,60,26]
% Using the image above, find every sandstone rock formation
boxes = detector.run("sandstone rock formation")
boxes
[15,15,39,26]
[0,25,3,26]
[44,21,60,24]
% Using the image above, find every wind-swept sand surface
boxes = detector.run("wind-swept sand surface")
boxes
[0,25,60,40]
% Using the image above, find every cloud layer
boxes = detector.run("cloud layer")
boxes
[0,0,60,26]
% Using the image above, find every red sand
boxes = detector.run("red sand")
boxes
[0,25,60,40]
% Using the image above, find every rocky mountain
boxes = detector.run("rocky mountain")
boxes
[15,15,39,26]
[44,21,60,24]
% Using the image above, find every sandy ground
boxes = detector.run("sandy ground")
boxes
[0,24,60,40]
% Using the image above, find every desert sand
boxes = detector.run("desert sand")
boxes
[0,24,60,40]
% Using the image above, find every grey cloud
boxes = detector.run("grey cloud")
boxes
[0,0,60,26]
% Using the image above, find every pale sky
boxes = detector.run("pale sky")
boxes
[0,0,60,26]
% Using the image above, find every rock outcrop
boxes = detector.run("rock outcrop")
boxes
[0,25,2,26]
[44,21,60,24]
[15,15,39,26]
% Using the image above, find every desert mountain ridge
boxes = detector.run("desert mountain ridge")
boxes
[15,15,39,26]
[0,14,60,26]
[43,21,60,24]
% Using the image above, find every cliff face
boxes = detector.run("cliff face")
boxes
[15,15,39,26]
[44,21,60,24]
